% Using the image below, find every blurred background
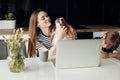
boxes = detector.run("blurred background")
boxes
[0,0,120,28]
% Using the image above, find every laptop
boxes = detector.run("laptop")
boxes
[54,39,102,69]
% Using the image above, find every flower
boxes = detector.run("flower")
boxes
[3,28,29,72]
[3,28,28,56]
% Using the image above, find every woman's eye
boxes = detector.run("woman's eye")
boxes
[41,17,45,20]
[41,15,49,20]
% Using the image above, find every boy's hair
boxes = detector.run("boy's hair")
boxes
[103,31,120,50]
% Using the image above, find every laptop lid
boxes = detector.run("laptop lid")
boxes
[56,39,102,69]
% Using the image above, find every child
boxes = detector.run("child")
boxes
[101,31,120,58]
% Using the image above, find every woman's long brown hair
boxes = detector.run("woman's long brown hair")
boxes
[28,9,42,57]
[28,9,53,57]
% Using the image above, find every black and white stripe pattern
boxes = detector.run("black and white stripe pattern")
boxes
[36,33,53,49]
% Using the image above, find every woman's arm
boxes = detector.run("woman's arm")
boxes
[49,45,56,56]
[49,26,66,56]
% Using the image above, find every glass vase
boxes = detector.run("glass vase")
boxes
[8,50,25,73]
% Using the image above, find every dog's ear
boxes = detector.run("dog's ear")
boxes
[61,18,67,26]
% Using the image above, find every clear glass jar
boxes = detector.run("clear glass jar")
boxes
[8,52,25,73]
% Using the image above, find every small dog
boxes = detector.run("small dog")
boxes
[50,17,77,45]
[101,31,120,58]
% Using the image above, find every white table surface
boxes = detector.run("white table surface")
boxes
[0,58,120,80]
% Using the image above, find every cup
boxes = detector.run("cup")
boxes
[38,49,48,62]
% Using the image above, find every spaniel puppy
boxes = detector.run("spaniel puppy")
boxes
[50,17,77,45]
[101,31,120,58]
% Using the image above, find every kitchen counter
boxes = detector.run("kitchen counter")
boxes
[0,25,120,35]
[76,25,120,32]
[0,27,28,35]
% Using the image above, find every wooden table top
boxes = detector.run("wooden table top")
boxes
[0,27,29,35]
[0,25,120,35]
[76,25,120,32]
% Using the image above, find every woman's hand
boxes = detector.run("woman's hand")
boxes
[49,26,67,56]
[56,26,67,41]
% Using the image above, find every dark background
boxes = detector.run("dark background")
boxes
[0,0,120,28]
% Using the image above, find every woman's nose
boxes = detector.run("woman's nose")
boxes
[45,16,49,20]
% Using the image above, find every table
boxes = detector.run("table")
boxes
[0,58,120,80]
[0,58,55,80]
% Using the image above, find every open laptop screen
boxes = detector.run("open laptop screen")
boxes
[56,39,102,69]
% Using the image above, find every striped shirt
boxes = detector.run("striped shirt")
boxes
[36,33,53,49]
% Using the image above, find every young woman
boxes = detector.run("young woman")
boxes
[28,9,67,57]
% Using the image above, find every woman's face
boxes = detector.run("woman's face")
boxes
[37,11,51,28]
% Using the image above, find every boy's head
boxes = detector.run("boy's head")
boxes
[103,31,120,50]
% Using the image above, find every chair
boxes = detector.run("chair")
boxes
[0,40,8,59]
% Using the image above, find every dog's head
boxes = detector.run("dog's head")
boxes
[55,17,67,30]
